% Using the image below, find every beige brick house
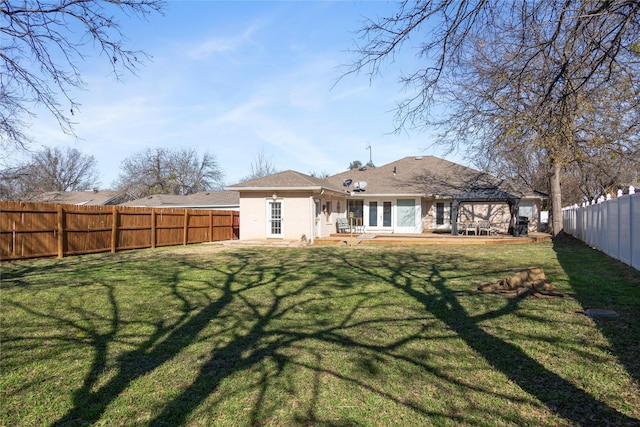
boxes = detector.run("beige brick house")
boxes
[226,156,546,242]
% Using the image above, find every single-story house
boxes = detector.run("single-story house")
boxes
[225,156,547,242]
[122,191,240,211]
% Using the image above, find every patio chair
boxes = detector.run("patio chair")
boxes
[336,217,350,233]
[478,221,491,236]
[462,222,478,235]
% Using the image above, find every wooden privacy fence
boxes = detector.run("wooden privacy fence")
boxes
[1,201,239,261]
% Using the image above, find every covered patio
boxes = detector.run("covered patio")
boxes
[450,186,522,236]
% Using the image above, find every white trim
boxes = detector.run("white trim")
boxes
[227,186,347,197]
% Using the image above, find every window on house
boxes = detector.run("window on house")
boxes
[397,199,415,227]
[347,200,364,225]
[369,201,378,227]
[519,202,534,219]
[436,202,445,225]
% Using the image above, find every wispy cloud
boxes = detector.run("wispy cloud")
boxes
[186,23,263,60]
[21,2,467,189]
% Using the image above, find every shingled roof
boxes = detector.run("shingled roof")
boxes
[326,156,540,199]
[225,157,543,200]
[122,191,239,208]
[20,190,132,205]
[226,170,346,194]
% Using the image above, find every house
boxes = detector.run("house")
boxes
[122,191,240,211]
[20,189,133,206]
[225,156,547,242]
[225,171,347,241]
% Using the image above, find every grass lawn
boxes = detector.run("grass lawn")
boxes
[2,239,639,426]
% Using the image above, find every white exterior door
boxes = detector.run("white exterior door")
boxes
[267,200,283,238]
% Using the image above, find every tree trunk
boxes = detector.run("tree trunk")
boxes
[549,159,564,237]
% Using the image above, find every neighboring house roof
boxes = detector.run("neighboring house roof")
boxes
[325,156,543,199]
[226,170,347,195]
[122,191,239,209]
[20,190,132,205]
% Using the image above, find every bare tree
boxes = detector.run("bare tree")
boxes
[309,170,330,179]
[0,166,29,200]
[561,148,640,204]
[0,146,100,198]
[345,0,640,236]
[1,0,164,151]
[113,147,223,198]
[240,147,277,182]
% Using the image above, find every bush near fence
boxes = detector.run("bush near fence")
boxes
[562,189,638,270]
[0,201,239,261]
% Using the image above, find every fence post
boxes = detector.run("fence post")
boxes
[631,193,637,270]
[183,209,189,245]
[57,205,64,258]
[111,206,118,253]
[151,209,157,249]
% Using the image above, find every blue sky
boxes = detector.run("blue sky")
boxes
[26,1,466,188]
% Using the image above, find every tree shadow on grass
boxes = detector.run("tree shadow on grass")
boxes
[339,249,639,426]
[45,251,267,426]
[3,245,639,426]
[33,248,403,426]
[144,251,440,426]
[553,237,640,384]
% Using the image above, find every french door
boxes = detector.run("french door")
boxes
[382,201,392,228]
[267,200,283,237]
[368,200,393,230]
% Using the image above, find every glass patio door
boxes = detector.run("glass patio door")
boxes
[382,201,392,228]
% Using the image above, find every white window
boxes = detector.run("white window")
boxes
[397,199,416,227]
[325,201,332,223]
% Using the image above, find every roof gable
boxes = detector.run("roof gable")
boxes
[225,156,542,199]
[226,170,344,193]
[326,156,538,198]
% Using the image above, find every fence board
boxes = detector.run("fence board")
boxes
[1,201,239,261]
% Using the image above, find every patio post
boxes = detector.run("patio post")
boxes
[451,201,460,235]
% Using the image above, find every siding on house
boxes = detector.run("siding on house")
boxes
[238,191,318,241]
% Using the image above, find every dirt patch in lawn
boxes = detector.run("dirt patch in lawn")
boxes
[477,266,564,298]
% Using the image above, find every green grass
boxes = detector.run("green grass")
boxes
[1,239,639,426]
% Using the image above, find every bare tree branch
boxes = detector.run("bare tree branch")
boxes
[0,0,164,151]
[344,0,640,235]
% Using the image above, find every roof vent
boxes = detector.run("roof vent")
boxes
[415,156,423,160]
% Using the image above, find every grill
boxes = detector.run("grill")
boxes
[513,216,530,236]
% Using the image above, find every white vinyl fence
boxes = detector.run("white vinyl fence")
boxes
[562,188,639,270]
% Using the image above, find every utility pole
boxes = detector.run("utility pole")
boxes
[365,143,373,167]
